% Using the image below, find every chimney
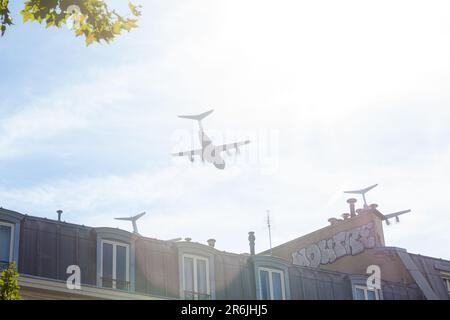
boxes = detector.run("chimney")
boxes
[328,217,339,225]
[347,198,357,217]
[185,237,192,242]
[248,231,256,256]
[207,239,216,248]
[57,210,63,222]
[341,213,350,220]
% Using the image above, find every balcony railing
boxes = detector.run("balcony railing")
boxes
[101,277,130,291]
[0,260,9,271]
[184,290,211,300]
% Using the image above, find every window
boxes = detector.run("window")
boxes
[258,267,286,300]
[354,285,380,300]
[443,277,450,295]
[182,254,210,300]
[0,222,14,270]
[100,240,130,290]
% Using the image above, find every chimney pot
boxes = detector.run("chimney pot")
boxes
[248,231,256,256]
[207,239,216,248]
[341,213,350,220]
[185,237,192,242]
[57,210,63,222]
[347,198,357,217]
[328,217,339,225]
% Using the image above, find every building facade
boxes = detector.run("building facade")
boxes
[1,204,449,300]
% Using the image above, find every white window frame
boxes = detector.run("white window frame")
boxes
[258,267,286,300]
[442,276,450,294]
[100,240,130,290]
[182,254,211,299]
[0,221,14,263]
[354,285,381,300]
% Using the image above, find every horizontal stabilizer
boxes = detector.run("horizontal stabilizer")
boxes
[115,212,146,222]
[344,184,378,195]
[178,109,214,121]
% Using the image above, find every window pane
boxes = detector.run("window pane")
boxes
[102,242,113,288]
[0,225,12,265]
[260,270,270,300]
[272,272,283,300]
[184,257,194,297]
[197,259,208,297]
[367,290,376,300]
[116,245,127,290]
[355,288,366,300]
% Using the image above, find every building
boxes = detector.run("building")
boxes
[1,199,450,300]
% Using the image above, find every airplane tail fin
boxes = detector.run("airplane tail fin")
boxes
[178,109,214,121]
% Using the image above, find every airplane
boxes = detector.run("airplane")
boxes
[344,184,378,207]
[115,212,146,234]
[172,109,250,170]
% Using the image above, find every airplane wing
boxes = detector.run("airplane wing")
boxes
[383,209,411,220]
[172,149,203,157]
[215,140,251,152]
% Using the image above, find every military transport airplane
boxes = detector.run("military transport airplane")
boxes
[172,109,250,170]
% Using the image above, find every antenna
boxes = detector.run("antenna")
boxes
[344,184,378,207]
[115,212,147,234]
[267,210,273,255]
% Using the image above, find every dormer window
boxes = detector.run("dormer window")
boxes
[353,284,381,300]
[258,267,286,300]
[252,256,291,300]
[101,240,130,290]
[0,221,14,270]
[182,254,211,300]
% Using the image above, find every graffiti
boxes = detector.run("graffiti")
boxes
[292,223,376,267]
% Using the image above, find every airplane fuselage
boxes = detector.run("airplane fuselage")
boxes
[199,129,225,169]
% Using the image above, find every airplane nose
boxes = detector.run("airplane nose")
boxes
[214,162,226,170]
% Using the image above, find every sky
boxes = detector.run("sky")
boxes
[0,0,450,259]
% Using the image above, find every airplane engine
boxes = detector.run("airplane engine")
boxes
[189,153,194,162]
[234,143,240,155]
